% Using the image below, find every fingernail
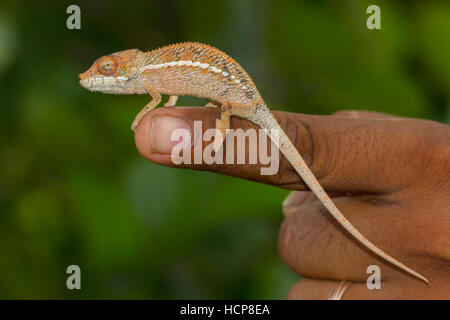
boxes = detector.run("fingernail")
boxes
[283,191,311,207]
[151,115,192,154]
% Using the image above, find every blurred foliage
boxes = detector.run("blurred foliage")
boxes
[0,0,448,299]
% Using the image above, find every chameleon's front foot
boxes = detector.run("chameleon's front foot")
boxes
[131,97,162,131]
[131,86,162,131]
[131,103,153,130]
[131,116,141,131]
[164,95,179,107]
[205,101,220,108]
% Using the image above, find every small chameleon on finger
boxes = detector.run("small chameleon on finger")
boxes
[79,42,429,283]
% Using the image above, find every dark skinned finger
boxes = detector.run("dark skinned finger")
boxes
[134,106,446,193]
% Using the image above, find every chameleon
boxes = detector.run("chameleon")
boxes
[79,42,429,283]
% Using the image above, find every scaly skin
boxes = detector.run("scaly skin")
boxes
[79,42,429,283]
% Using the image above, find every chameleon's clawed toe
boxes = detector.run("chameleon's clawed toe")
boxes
[164,95,179,107]
[131,117,141,131]
[205,102,220,108]
[213,140,223,155]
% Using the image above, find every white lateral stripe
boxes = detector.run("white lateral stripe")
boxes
[142,60,228,74]
[210,67,221,73]
[140,60,249,90]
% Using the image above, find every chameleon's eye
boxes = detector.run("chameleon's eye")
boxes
[98,57,117,76]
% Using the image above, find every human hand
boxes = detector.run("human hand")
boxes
[134,107,450,299]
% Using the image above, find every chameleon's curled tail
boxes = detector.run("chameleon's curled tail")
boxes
[249,104,429,284]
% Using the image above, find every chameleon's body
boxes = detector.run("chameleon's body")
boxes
[80,42,428,283]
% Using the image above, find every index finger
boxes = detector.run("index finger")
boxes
[134,106,430,193]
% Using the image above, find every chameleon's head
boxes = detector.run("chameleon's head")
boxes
[79,49,144,94]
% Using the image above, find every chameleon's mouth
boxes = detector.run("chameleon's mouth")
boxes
[79,76,129,94]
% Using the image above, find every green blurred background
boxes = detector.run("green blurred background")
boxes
[0,0,448,299]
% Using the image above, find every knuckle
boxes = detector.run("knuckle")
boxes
[278,115,316,171]
[427,143,450,164]
[278,216,297,266]
[286,281,304,300]
[331,110,358,117]
[278,210,316,270]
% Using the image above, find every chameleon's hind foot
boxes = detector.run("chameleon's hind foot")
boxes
[213,118,230,153]
[212,102,255,153]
